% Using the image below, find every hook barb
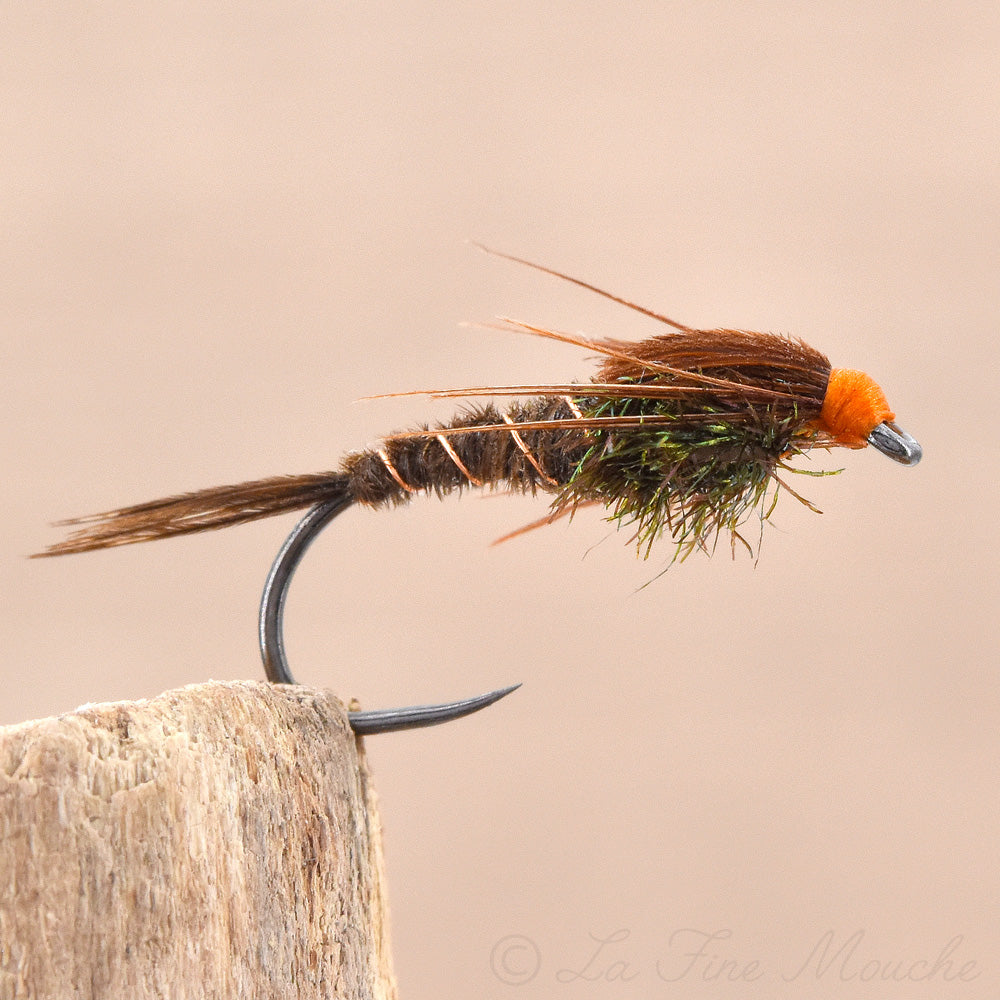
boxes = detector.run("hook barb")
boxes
[258,494,520,734]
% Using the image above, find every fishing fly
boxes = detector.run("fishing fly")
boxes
[36,249,921,733]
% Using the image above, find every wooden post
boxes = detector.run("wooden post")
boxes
[0,680,397,1000]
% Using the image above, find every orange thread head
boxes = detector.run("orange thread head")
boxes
[819,369,895,447]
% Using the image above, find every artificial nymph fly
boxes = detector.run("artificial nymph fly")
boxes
[35,252,921,732]
[37,252,921,562]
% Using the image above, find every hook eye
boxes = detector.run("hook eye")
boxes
[867,421,922,466]
[259,496,520,734]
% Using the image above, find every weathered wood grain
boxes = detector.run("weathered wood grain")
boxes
[0,680,397,1000]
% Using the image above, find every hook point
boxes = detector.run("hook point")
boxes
[348,683,522,736]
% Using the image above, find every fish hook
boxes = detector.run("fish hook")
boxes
[258,495,520,735]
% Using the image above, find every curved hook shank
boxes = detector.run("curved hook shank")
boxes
[258,496,519,734]
[259,496,353,685]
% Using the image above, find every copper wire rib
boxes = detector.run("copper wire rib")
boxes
[502,413,559,487]
[435,433,484,487]
[377,447,419,494]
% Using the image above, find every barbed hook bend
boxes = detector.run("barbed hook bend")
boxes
[259,496,519,734]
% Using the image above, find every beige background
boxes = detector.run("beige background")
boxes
[3,3,998,997]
